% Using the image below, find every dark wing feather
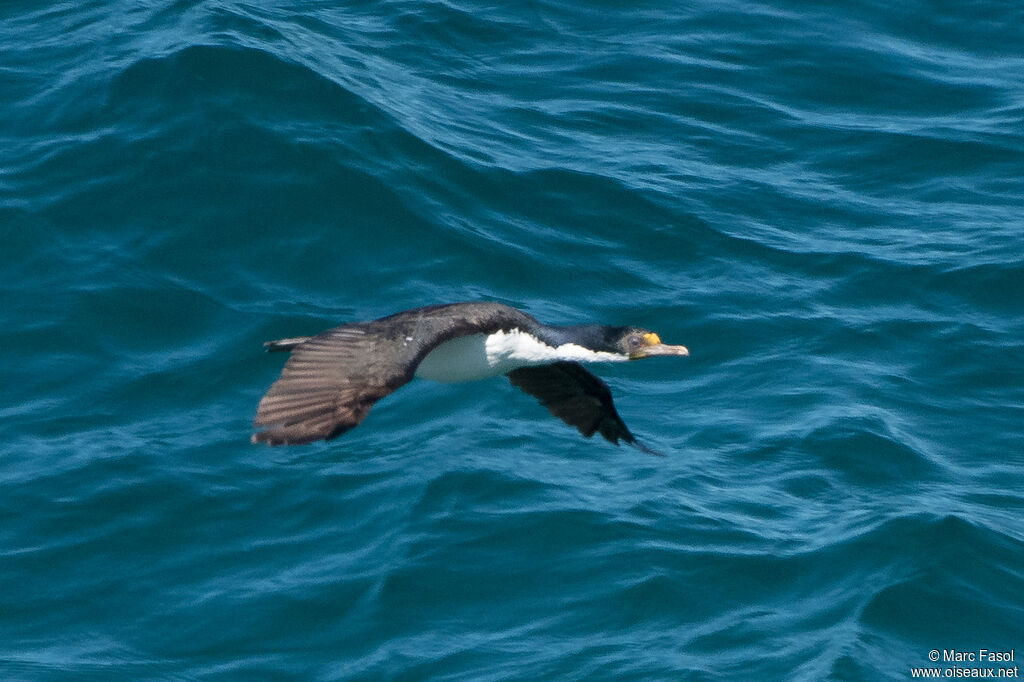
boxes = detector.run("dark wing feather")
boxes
[253,326,393,445]
[253,302,538,446]
[507,361,638,447]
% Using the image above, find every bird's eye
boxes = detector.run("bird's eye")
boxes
[627,335,643,348]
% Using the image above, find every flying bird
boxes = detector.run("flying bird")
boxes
[252,302,689,449]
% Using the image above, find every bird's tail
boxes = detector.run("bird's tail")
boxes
[263,336,312,352]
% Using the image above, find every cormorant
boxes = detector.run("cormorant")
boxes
[252,302,689,449]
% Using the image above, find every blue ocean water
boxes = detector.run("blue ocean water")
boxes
[2,0,1023,679]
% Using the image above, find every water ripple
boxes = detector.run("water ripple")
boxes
[2,0,1022,678]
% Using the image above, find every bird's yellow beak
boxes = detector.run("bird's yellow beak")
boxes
[633,332,689,358]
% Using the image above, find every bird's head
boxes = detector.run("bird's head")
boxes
[612,327,690,360]
[536,323,690,361]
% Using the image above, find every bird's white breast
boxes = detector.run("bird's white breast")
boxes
[413,329,626,383]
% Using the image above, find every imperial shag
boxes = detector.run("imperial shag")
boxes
[252,302,689,449]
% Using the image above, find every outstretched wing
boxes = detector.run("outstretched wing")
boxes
[507,361,638,447]
[253,302,537,446]
[253,325,395,445]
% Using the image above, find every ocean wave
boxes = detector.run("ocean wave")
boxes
[2,0,1022,678]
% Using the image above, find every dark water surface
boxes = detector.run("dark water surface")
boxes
[2,1,1022,679]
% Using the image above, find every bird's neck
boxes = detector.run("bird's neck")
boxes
[487,328,626,366]
[414,328,627,383]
